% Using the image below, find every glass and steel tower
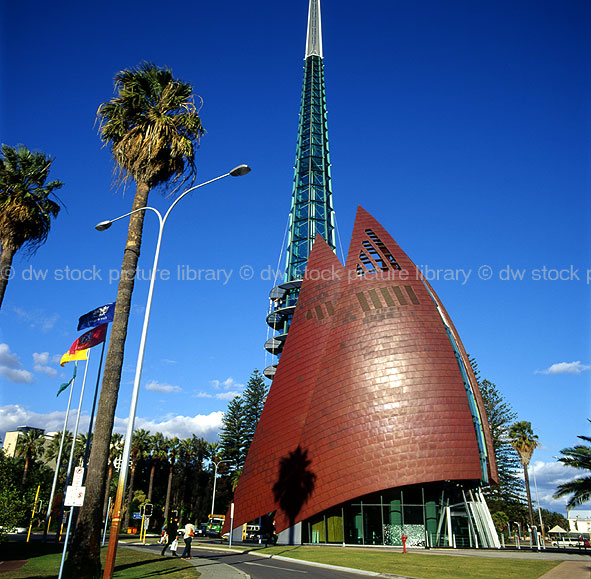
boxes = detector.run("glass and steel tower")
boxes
[264,0,336,379]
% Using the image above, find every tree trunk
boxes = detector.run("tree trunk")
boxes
[523,463,535,529]
[102,464,114,521]
[147,463,156,502]
[0,245,16,310]
[22,455,30,485]
[124,463,137,531]
[164,463,173,522]
[64,182,150,578]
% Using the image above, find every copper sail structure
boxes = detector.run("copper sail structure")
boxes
[264,0,336,379]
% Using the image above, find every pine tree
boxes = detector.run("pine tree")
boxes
[469,358,525,515]
[479,379,525,510]
[242,369,269,457]
[219,397,246,471]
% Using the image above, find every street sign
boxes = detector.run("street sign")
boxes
[133,512,142,520]
[64,485,85,507]
[72,466,84,488]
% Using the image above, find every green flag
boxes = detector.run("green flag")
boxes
[57,364,77,397]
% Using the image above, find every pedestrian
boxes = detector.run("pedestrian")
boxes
[161,517,179,556]
[158,523,168,545]
[181,520,196,558]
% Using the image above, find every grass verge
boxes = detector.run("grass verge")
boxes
[0,541,198,578]
[243,545,560,579]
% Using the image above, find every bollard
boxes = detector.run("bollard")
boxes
[402,535,408,554]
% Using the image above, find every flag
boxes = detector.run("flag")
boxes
[60,348,88,367]
[57,364,77,397]
[68,323,107,355]
[77,302,115,332]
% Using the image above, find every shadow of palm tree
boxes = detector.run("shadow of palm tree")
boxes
[272,445,316,544]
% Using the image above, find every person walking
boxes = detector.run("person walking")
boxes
[181,520,196,559]
[161,517,179,556]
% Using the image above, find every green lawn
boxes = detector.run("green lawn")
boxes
[241,545,560,579]
[0,541,198,578]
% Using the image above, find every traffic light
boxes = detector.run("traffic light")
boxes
[144,503,153,517]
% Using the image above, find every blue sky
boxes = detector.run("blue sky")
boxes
[0,0,589,514]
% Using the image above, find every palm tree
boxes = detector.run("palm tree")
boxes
[15,429,46,485]
[103,433,124,521]
[553,433,591,508]
[67,63,204,577]
[163,437,180,522]
[508,421,540,529]
[146,432,168,502]
[123,429,150,531]
[0,144,63,308]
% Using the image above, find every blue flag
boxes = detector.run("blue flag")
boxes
[77,302,115,331]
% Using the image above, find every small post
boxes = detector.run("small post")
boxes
[401,534,408,554]
[27,485,41,542]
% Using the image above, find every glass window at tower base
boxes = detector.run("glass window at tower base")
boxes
[300,482,500,549]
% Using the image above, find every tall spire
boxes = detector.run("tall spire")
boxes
[264,0,335,379]
[305,0,323,58]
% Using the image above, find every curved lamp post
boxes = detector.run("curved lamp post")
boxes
[101,165,250,579]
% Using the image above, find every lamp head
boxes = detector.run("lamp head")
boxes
[229,164,251,177]
[95,220,113,231]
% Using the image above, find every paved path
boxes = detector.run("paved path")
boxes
[539,560,591,578]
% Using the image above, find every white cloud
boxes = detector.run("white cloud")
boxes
[0,405,89,438]
[0,344,34,384]
[161,359,177,365]
[216,391,242,401]
[210,377,243,390]
[145,380,182,393]
[194,392,213,398]
[536,361,591,375]
[516,460,581,514]
[0,344,21,368]
[115,411,224,441]
[33,352,57,377]
[12,307,59,332]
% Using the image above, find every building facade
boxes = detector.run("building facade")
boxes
[228,208,499,548]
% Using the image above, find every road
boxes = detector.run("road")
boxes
[141,541,376,578]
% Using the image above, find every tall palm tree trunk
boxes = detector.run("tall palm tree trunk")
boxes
[102,464,114,521]
[0,245,16,309]
[147,464,156,502]
[164,464,174,522]
[22,454,31,485]
[523,464,535,529]
[65,182,150,578]
[123,464,137,531]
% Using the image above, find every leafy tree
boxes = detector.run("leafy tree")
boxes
[15,429,45,485]
[508,421,540,528]
[68,63,204,577]
[0,144,63,308]
[553,429,591,508]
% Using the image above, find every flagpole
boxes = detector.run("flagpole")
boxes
[58,353,91,579]
[55,353,91,542]
[83,337,107,467]
[43,366,77,542]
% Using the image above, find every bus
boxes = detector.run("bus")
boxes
[206,514,225,537]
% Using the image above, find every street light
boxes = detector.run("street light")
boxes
[211,459,232,516]
[100,165,250,579]
[530,462,546,547]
